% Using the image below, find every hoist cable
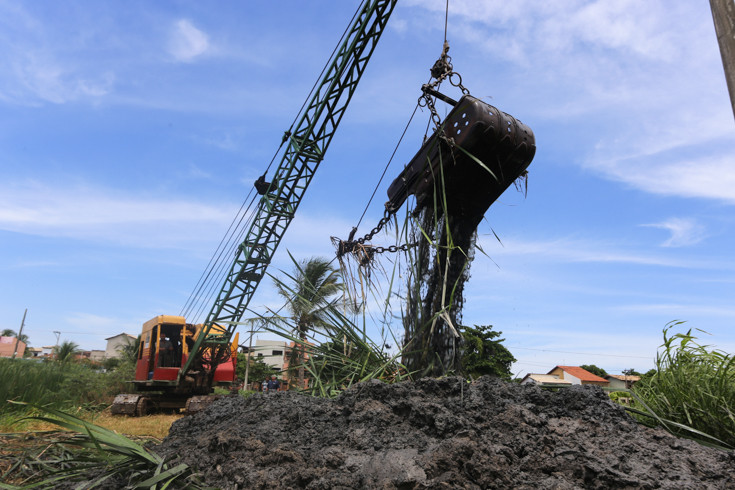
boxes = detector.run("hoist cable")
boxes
[181,3,365,320]
[187,192,263,323]
[180,190,258,318]
[444,0,449,44]
[355,102,421,229]
[274,2,362,172]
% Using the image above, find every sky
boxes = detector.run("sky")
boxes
[1,0,733,378]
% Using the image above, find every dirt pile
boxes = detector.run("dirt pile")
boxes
[157,377,734,489]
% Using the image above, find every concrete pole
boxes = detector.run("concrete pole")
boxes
[243,324,254,390]
[12,309,27,360]
[710,0,735,121]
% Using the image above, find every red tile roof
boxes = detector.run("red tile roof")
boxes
[552,366,609,383]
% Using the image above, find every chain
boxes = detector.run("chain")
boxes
[336,208,417,260]
[336,44,469,263]
[419,42,470,132]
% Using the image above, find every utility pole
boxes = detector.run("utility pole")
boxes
[243,323,255,390]
[710,0,735,121]
[12,309,27,360]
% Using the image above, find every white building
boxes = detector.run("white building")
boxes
[105,333,136,359]
[252,339,288,370]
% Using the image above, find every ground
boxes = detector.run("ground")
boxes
[155,377,734,489]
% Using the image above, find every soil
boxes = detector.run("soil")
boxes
[156,377,734,489]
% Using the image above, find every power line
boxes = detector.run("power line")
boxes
[506,345,652,360]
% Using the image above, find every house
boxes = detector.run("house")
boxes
[521,373,573,387]
[606,374,640,390]
[253,339,289,370]
[41,346,54,357]
[27,347,43,358]
[78,350,107,362]
[0,336,26,358]
[547,366,610,387]
[248,339,311,390]
[105,333,137,359]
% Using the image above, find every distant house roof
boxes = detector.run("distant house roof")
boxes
[105,333,136,341]
[606,374,641,383]
[550,366,609,384]
[522,374,573,385]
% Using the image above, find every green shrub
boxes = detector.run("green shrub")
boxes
[632,322,735,449]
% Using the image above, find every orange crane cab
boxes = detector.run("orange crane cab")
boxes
[112,316,238,416]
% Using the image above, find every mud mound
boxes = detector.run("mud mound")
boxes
[157,377,734,489]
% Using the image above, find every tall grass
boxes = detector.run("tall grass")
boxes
[632,322,735,449]
[0,358,132,414]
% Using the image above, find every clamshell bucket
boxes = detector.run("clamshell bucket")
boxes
[386,95,536,221]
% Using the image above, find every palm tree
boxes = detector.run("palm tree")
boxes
[53,340,80,363]
[274,256,342,388]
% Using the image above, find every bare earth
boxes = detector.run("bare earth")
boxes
[156,377,734,489]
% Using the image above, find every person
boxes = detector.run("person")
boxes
[267,375,280,393]
[261,378,268,393]
[159,336,173,367]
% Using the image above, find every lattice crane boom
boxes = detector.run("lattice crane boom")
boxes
[180,0,398,381]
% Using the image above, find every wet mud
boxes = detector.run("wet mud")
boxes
[156,377,734,489]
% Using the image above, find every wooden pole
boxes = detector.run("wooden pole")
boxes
[710,0,735,121]
[12,309,27,360]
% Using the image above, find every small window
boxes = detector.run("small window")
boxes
[272,350,283,356]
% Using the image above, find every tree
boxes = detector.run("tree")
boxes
[119,336,141,365]
[236,353,277,388]
[273,256,342,388]
[580,364,608,378]
[459,325,516,380]
[53,340,80,363]
[622,368,642,376]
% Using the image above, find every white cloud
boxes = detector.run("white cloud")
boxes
[475,234,732,271]
[8,54,114,105]
[168,19,209,62]
[588,153,735,204]
[0,181,231,249]
[641,218,707,247]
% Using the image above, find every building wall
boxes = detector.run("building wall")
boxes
[548,367,580,384]
[0,337,26,358]
[105,334,135,359]
[254,340,288,370]
[549,366,608,386]
[90,350,106,362]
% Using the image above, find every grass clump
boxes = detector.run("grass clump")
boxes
[0,358,132,415]
[632,321,735,449]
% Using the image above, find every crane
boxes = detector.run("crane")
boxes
[112,0,398,415]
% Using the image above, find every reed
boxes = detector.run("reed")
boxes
[632,322,735,449]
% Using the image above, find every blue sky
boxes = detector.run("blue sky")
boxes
[1,0,733,377]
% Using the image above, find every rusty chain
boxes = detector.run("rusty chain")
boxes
[419,43,470,132]
[336,208,418,259]
[335,44,469,262]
